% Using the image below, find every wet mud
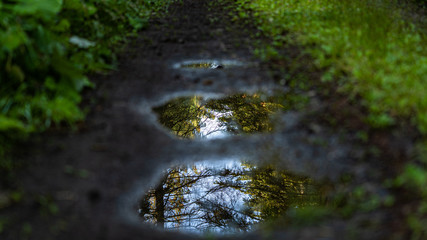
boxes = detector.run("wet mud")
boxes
[0,0,414,239]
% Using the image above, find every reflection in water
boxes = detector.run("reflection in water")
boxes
[153,93,285,139]
[182,62,224,69]
[138,160,323,234]
[173,60,245,69]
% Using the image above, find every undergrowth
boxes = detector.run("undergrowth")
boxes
[232,0,427,238]
[0,0,171,167]
[241,0,427,132]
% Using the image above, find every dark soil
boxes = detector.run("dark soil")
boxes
[0,0,417,239]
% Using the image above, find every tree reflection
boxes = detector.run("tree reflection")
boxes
[153,96,211,139]
[153,93,284,139]
[204,94,283,134]
[139,161,323,233]
[139,166,212,229]
[239,164,321,220]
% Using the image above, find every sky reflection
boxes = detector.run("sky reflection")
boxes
[153,93,285,139]
[138,159,323,234]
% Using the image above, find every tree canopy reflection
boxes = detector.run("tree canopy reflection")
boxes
[153,93,284,139]
[138,160,323,234]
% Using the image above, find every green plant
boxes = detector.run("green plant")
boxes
[234,0,427,237]
[393,141,427,239]
[238,0,427,133]
[0,0,172,167]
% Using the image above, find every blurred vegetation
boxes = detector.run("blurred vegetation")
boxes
[231,0,427,237]
[0,0,171,167]
[236,0,427,132]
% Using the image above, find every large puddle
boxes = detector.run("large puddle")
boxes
[139,91,324,234]
[153,92,297,139]
[138,159,324,234]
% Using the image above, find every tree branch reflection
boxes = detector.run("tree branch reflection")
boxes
[139,161,324,233]
[153,94,284,139]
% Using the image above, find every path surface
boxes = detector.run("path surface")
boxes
[2,0,410,239]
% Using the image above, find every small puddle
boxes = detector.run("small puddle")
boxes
[153,92,294,139]
[173,59,247,69]
[137,159,324,234]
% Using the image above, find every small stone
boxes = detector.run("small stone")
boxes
[307,90,316,97]
[309,123,322,134]
[55,191,77,201]
[0,193,11,209]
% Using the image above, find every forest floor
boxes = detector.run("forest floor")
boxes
[0,0,418,239]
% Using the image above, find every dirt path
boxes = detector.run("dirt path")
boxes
[1,0,413,239]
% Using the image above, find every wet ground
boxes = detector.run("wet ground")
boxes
[0,0,416,239]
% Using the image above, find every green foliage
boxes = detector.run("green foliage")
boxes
[238,0,427,134]
[240,164,322,220]
[234,1,427,235]
[37,195,59,216]
[0,0,171,164]
[284,206,332,226]
[0,217,8,234]
[393,141,427,239]
[395,165,427,239]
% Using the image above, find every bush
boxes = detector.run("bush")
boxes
[0,0,170,160]
[240,0,427,133]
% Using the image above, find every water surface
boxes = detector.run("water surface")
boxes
[153,93,288,139]
[138,159,324,234]
[173,59,246,69]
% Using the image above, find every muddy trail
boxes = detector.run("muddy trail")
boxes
[1,0,414,239]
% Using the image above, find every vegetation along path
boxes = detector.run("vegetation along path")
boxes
[1,0,426,239]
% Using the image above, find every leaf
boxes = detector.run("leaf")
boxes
[403,165,427,189]
[7,65,25,82]
[74,76,94,91]
[53,19,70,32]
[86,4,97,16]
[63,0,83,10]
[51,54,81,80]
[0,27,28,52]
[367,113,395,128]
[13,0,63,16]
[0,115,27,132]
[44,77,56,90]
[48,97,83,123]
[69,36,95,48]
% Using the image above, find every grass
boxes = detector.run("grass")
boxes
[242,0,427,132]
[233,0,427,238]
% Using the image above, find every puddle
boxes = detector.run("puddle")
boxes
[172,59,247,69]
[153,93,292,139]
[137,159,324,234]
